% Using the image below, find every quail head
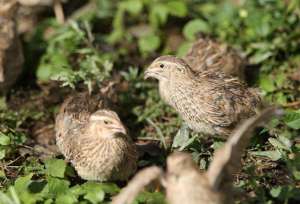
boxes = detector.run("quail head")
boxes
[112,107,283,204]
[145,55,261,138]
[55,93,138,181]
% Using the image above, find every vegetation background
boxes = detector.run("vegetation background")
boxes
[0,0,300,203]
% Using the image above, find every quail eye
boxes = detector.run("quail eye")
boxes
[160,64,165,68]
[103,120,109,125]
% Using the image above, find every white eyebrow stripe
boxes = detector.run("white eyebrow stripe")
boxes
[89,115,112,121]
[163,62,177,66]
[161,61,185,70]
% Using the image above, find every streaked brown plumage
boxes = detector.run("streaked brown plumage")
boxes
[0,0,23,93]
[112,107,283,204]
[145,55,261,138]
[55,93,138,181]
[184,38,245,80]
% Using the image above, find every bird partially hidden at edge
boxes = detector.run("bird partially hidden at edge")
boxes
[55,93,138,181]
[112,107,284,204]
[144,55,262,138]
[184,38,245,80]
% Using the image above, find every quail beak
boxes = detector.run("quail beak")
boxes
[144,68,163,80]
[110,123,127,135]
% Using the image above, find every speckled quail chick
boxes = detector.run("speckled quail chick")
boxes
[0,0,24,93]
[55,93,138,181]
[145,56,261,138]
[112,107,283,204]
[184,38,245,80]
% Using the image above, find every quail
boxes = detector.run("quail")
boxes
[144,55,261,138]
[0,0,24,93]
[184,38,245,80]
[55,93,138,181]
[112,107,283,204]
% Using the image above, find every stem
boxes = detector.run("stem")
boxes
[53,0,65,24]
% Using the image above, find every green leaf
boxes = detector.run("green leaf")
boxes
[286,118,300,129]
[28,181,47,194]
[268,138,291,151]
[65,165,76,178]
[69,185,83,197]
[107,11,124,44]
[251,150,282,161]
[293,170,300,180]
[0,149,5,160]
[172,124,189,149]
[84,191,105,204]
[270,186,282,198]
[0,97,7,110]
[56,193,77,204]
[122,0,143,15]
[275,92,287,105]
[284,110,300,130]
[183,19,210,41]
[259,74,276,92]
[96,183,120,195]
[14,174,33,193]
[36,65,57,81]
[274,71,287,88]
[0,169,5,178]
[47,177,70,196]
[278,135,292,150]
[138,35,161,53]
[249,51,273,64]
[81,182,105,204]
[179,135,197,151]
[13,174,44,204]
[149,4,169,27]
[8,187,20,204]
[177,42,193,57]
[0,191,14,204]
[166,1,187,17]
[45,159,66,178]
[0,134,11,146]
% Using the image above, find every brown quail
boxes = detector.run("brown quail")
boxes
[55,93,138,181]
[145,55,261,138]
[112,107,283,204]
[184,38,245,80]
[0,0,24,93]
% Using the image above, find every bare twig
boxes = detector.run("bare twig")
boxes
[53,0,64,24]
[283,101,300,108]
